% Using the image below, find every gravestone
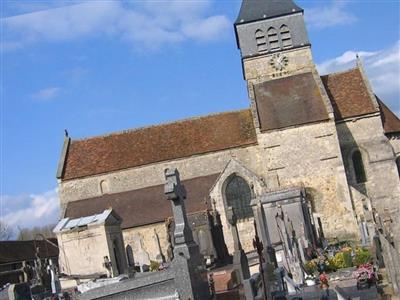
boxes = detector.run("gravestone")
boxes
[164,168,209,300]
[8,283,31,300]
[47,258,61,296]
[153,229,165,263]
[252,188,313,285]
[80,168,209,300]
[132,234,150,272]
[226,207,250,282]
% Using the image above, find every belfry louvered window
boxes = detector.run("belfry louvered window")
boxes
[280,25,292,48]
[255,29,267,52]
[225,175,253,220]
[267,27,279,50]
[352,150,367,183]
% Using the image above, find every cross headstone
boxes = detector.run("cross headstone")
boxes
[164,168,208,300]
[226,207,250,282]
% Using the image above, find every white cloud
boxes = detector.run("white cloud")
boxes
[305,0,357,29]
[316,41,400,116]
[182,15,231,41]
[2,0,230,52]
[31,87,61,101]
[1,188,60,230]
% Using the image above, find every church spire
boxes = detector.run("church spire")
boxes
[235,0,303,25]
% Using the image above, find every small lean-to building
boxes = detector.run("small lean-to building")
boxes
[53,209,128,278]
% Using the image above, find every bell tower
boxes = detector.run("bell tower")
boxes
[234,0,334,132]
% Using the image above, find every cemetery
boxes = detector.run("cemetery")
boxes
[2,0,399,299]
[1,168,382,299]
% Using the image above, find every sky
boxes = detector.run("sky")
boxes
[1,0,399,233]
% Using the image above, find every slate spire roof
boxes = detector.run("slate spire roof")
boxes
[235,0,303,25]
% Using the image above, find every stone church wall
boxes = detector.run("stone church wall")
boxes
[388,134,400,156]
[336,115,400,250]
[122,223,169,264]
[59,145,262,206]
[256,121,359,240]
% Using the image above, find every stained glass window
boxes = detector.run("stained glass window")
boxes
[225,175,253,219]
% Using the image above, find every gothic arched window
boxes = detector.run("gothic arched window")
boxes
[280,25,292,48]
[225,175,253,219]
[255,29,267,52]
[267,27,279,50]
[396,157,400,177]
[352,150,367,183]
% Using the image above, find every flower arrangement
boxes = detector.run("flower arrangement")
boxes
[331,249,353,269]
[353,263,376,281]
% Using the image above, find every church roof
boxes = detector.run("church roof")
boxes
[64,173,219,229]
[235,0,303,25]
[254,72,329,131]
[58,68,398,181]
[60,110,256,180]
[321,68,379,119]
[378,98,400,134]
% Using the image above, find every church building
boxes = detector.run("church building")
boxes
[55,0,400,285]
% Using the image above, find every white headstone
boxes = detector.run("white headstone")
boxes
[133,234,150,272]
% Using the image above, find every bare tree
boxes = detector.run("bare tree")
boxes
[17,224,56,241]
[0,220,14,240]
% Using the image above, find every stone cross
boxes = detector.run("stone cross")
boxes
[226,207,250,281]
[164,168,209,300]
[164,168,193,245]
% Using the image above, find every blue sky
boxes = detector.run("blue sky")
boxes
[1,0,399,232]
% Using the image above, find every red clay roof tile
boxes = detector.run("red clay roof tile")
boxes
[321,68,378,119]
[60,68,395,181]
[61,110,257,180]
[378,98,400,134]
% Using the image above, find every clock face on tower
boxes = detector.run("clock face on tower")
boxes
[269,53,289,71]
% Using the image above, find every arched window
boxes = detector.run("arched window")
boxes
[396,157,400,177]
[352,150,367,183]
[225,175,253,219]
[255,29,267,52]
[267,27,279,50]
[280,25,292,48]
